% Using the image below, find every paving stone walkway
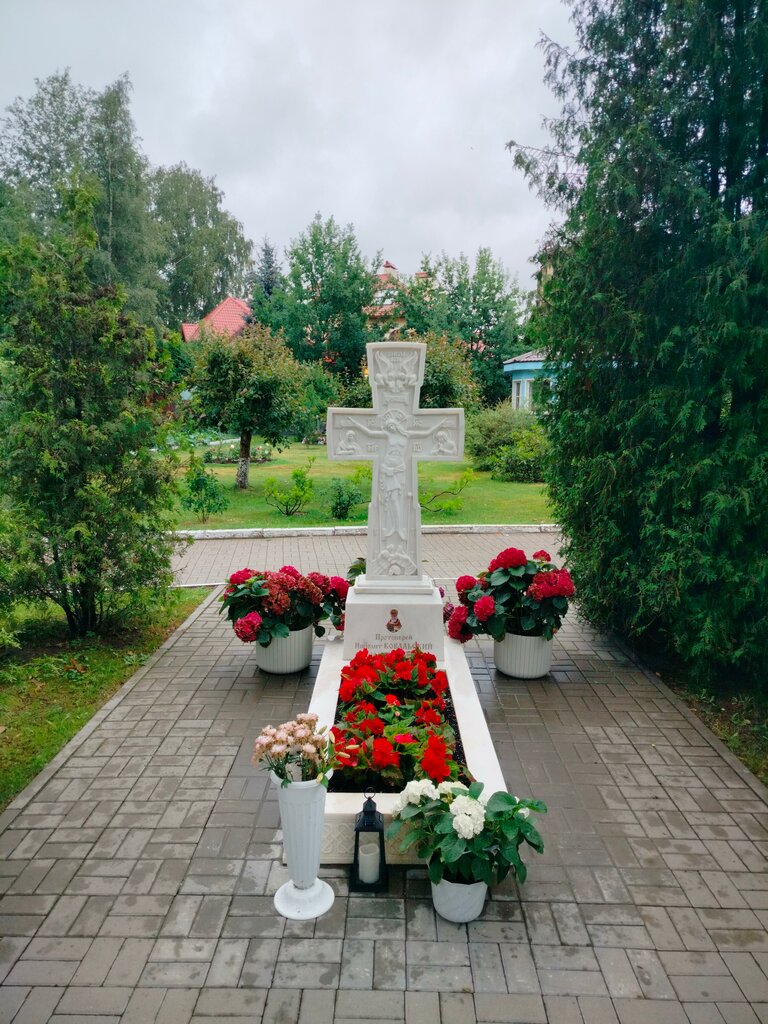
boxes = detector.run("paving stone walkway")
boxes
[1,532,767,1024]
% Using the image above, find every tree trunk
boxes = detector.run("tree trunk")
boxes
[236,429,252,489]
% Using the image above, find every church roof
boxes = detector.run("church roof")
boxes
[181,297,251,342]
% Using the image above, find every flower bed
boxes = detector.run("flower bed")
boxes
[308,640,507,864]
[329,647,465,793]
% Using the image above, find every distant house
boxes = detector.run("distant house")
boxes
[502,349,547,409]
[363,261,430,336]
[181,297,251,342]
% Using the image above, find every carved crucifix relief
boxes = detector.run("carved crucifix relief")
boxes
[327,343,465,580]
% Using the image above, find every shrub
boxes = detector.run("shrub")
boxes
[263,457,315,516]
[465,405,539,471]
[180,456,229,522]
[491,431,549,483]
[328,478,363,520]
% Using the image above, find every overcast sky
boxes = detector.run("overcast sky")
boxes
[1,0,575,287]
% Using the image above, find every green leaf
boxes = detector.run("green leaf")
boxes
[486,791,518,813]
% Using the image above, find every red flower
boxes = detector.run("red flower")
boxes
[307,572,331,594]
[431,670,448,696]
[339,677,361,702]
[331,727,361,768]
[279,565,301,578]
[532,550,551,562]
[395,661,414,682]
[358,717,385,736]
[447,605,472,643]
[488,547,527,572]
[233,611,262,642]
[527,569,575,601]
[329,576,349,600]
[455,575,478,605]
[384,694,400,706]
[229,568,258,586]
[394,733,416,744]
[372,738,400,769]
[415,702,441,727]
[384,648,406,667]
[421,734,451,783]
[474,594,496,622]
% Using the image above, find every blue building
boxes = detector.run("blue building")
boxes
[502,349,547,408]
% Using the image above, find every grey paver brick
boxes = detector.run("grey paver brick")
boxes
[278,938,342,963]
[613,998,689,1024]
[55,987,132,1014]
[373,939,405,990]
[12,987,65,1024]
[204,939,248,987]
[0,986,30,1024]
[272,962,340,988]
[339,939,374,989]
[195,988,267,1016]
[499,944,539,995]
[139,963,209,988]
[261,988,301,1024]
[594,947,644,998]
[155,988,198,1024]
[336,990,404,1018]
[70,938,123,986]
[440,992,477,1024]
[469,942,507,993]
[405,991,440,1023]
[5,960,78,986]
[474,993,547,1023]
[297,988,334,1024]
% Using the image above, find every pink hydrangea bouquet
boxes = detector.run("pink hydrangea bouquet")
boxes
[220,565,349,647]
[446,548,575,644]
[252,712,335,787]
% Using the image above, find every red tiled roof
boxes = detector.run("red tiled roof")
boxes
[181,297,251,342]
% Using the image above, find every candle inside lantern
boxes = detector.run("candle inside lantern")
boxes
[358,841,381,884]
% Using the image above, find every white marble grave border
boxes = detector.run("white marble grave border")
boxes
[308,638,507,865]
[177,523,557,539]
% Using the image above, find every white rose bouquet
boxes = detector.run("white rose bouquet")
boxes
[387,779,546,886]
[252,712,335,787]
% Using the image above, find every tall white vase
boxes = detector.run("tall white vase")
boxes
[271,771,335,920]
[494,633,553,679]
[253,626,313,675]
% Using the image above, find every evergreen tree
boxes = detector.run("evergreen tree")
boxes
[250,236,284,324]
[0,184,178,637]
[511,0,768,682]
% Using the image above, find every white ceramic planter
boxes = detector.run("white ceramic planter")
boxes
[494,633,553,679]
[253,626,313,674]
[431,878,488,923]
[271,771,335,920]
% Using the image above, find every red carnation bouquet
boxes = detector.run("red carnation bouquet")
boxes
[330,647,461,791]
[220,565,349,648]
[447,548,575,644]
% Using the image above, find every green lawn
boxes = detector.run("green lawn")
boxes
[0,588,211,809]
[174,442,552,530]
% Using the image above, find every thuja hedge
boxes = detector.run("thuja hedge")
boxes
[517,0,768,686]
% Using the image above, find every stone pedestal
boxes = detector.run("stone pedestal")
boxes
[342,574,445,661]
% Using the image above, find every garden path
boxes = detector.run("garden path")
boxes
[0,530,767,1024]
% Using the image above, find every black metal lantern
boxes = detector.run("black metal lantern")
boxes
[350,788,388,892]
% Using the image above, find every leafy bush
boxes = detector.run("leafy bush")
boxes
[263,457,315,516]
[465,405,540,471]
[180,456,229,522]
[491,431,549,483]
[328,478,363,519]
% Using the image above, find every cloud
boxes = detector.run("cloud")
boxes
[0,0,575,285]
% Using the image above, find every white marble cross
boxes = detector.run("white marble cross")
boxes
[327,342,464,580]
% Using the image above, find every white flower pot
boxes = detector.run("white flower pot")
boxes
[270,771,335,920]
[431,878,488,923]
[494,633,552,679]
[253,626,313,674]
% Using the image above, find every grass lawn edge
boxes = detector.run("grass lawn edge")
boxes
[0,586,221,830]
